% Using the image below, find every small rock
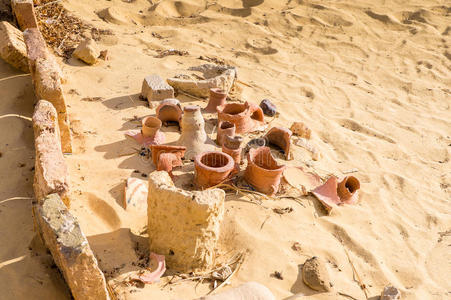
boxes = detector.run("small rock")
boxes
[260,99,277,116]
[302,256,332,292]
[73,38,100,65]
[381,285,401,300]
[290,122,311,139]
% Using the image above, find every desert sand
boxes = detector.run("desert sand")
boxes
[0,0,450,299]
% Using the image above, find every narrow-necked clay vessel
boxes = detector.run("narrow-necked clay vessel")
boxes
[194,151,234,189]
[156,98,183,126]
[216,121,235,146]
[311,176,360,213]
[205,88,227,113]
[150,145,186,177]
[222,135,243,171]
[217,101,265,134]
[263,126,292,160]
[176,105,216,160]
[125,116,165,146]
[244,146,286,196]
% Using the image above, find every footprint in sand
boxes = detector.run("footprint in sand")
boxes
[245,37,278,55]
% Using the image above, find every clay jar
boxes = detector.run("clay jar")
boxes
[194,151,234,189]
[222,135,243,170]
[141,116,165,144]
[205,88,227,113]
[156,98,183,126]
[176,105,215,160]
[244,146,286,196]
[337,176,360,202]
[150,145,186,177]
[216,121,235,146]
[264,126,292,160]
[217,101,264,134]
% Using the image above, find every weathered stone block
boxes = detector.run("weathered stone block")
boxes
[24,28,72,153]
[33,100,70,206]
[72,38,100,65]
[0,21,29,72]
[141,74,174,102]
[147,171,224,271]
[11,0,38,30]
[34,194,110,300]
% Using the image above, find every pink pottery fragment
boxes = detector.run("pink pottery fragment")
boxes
[139,252,166,284]
[311,176,360,212]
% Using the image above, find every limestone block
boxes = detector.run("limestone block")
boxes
[0,21,29,72]
[35,194,110,300]
[24,28,72,153]
[32,100,70,206]
[72,38,100,65]
[11,0,38,30]
[196,282,275,300]
[141,74,174,102]
[147,171,224,271]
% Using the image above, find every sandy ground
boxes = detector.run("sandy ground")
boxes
[1,0,450,299]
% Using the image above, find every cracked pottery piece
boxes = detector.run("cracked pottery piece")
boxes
[244,146,286,196]
[222,135,243,171]
[290,121,311,139]
[150,145,186,177]
[176,105,216,160]
[205,88,227,113]
[124,177,148,212]
[156,98,182,126]
[217,101,265,134]
[194,151,235,189]
[216,121,235,146]
[311,176,360,213]
[283,166,321,195]
[264,126,292,160]
[125,116,165,146]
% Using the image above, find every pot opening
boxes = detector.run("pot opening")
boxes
[222,103,245,115]
[144,117,161,128]
[345,176,360,193]
[253,150,280,170]
[211,88,226,96]
[201,152,229,168]
[220,121,234,130]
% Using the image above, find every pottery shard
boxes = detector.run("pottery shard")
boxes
[141,74,174,102]
[147,171,225,272]
[302,256,332,292]
[0,21,29,72]
[290,122,311,139]
[196,282,275,300]
[24,28,72,153]
[11,0,38,30]
[34,194,111,300]
[33,100,70,207]
[381,286,401,300]
[72,38,100,65]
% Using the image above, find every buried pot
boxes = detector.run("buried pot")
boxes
[263,126,292,160]
[194,151,235,189]
[156,98,183,126]
[217,101,265,134]
[125,116,165,146]
[244,146,286,196]
[216,121,235,146]
[222,135,243,171]
[311,176,360,213]
[205,88,227,113]
[150,145,186,178]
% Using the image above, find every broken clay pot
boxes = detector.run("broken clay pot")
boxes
[264,126,292,160]
[176,105,216,160]
[222,135,243,170]
[150,145,186,177]
[205,88,227,113]
[216,121,235,146]
[217,101,265,134]
[156,98,183,126]
[311,176,360,212]
[124,177,148,212]
[125,116,165,146]
[244,146,286,196]
[194,151,235,189]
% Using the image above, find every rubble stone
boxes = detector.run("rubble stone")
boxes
[302,256,333,292]
[32,100,70,206]
[34,193,110,300]
[11,0,38,30]
[147,171,225,271]
[72,38,100,65]
[0,21,29,72]
[259,99,277,116]
[141,74,174,102]
[381,285,401,300]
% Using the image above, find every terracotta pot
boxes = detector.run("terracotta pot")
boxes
[217,101,265,134]
[142,116,162,137]
[244,146,286,196]
[311,176,360,213]
[337,176,360,202]
[151,145,186,177]
[205,88,227,113]
[194,151,234,189]
[156,98,183,126]
[222,135,243,172]
[176,105,216,160]
[125,116,165,146]
[263,126,292,160]
[216,121,235,146]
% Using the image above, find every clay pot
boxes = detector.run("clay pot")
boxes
[150,145,186,177]
[176,105,216,160]
[222,135,243,169]
[311,176,360,213]
[194,151,234,189]
[126,116,165,146]
[244,146,286,196]
[216,121,235,146]
[217,101,265,134]
[337,176,360,201]
[156,98,183,126]
[142,116,162,137]
[263,126,292,160]
[205,88,227,113]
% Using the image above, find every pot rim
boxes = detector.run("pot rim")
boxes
[247,147,285,173]
[195,151,234,173]
[142,116,162,128]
